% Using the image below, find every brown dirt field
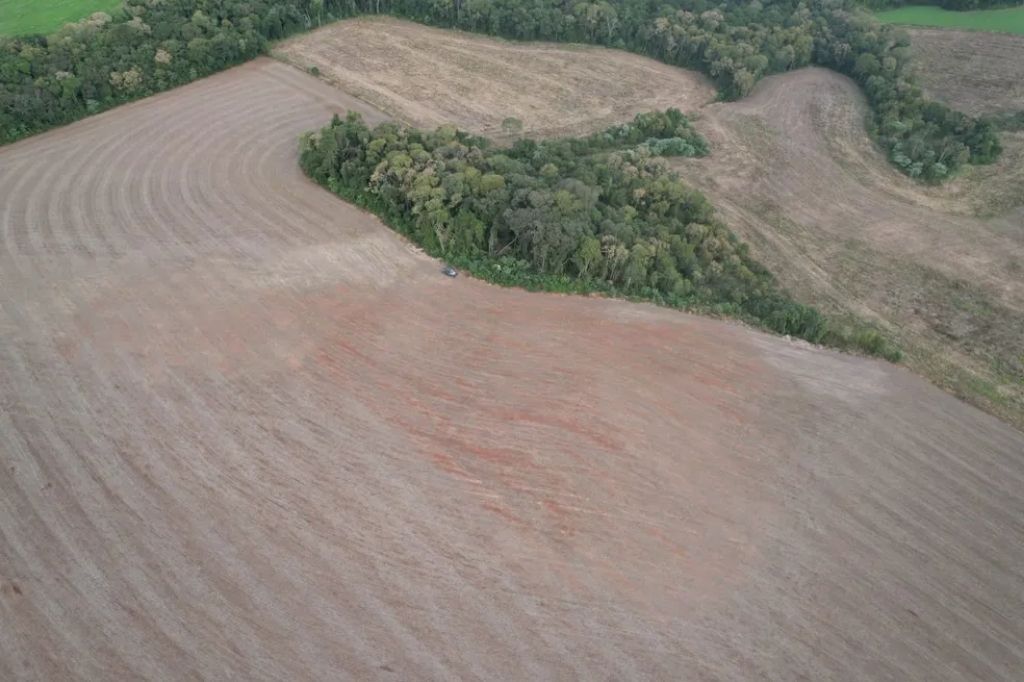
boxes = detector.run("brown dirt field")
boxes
[905,27,1024,117]
[2,58,1024,680]
[673,67,1024,429]
[272,17,716,138]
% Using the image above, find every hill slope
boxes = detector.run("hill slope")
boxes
[1,59,1023,680]
[673,67,1024,427]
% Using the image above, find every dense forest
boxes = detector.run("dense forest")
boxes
[300,109,900,358]
[0,0,1002,181]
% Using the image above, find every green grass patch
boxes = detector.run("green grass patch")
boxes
[0,0,122,37]
[876,5,1024,35]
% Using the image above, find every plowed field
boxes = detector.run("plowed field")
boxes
[2,58,1023,680]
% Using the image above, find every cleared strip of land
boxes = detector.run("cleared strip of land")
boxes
[1,58,1023,680]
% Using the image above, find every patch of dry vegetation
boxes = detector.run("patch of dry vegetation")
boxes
[905,28,1024,118]
[273,16,716,138]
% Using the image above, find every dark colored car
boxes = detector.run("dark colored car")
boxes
[442,265,458,277]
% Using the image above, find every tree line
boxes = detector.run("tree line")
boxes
[0,0,1004,181]
[300,109,900,359]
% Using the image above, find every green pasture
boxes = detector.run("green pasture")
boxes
[876,5,1024,35]
[0,0,122,37]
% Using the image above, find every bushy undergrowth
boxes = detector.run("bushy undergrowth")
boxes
[301,110,901,360]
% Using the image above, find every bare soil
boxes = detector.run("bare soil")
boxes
[2,59,1023,680]
[272,17,716,138]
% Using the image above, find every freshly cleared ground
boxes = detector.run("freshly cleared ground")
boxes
[2,58,1023,680]
[0,0,120,36]
[273,17,716,138]
[877,5,1024,35]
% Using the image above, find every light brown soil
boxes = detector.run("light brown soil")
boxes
[905,27,1024,117]
[2,59,1023,680]
[272,17,716,138]
[673,67,1024,428]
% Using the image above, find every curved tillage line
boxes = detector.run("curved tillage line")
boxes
[216,104,330,252]
[48,133,106,260]
[83,115,148,258]
[0,155,40,279]
[13,143,68,261]
[162,81,269,261]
